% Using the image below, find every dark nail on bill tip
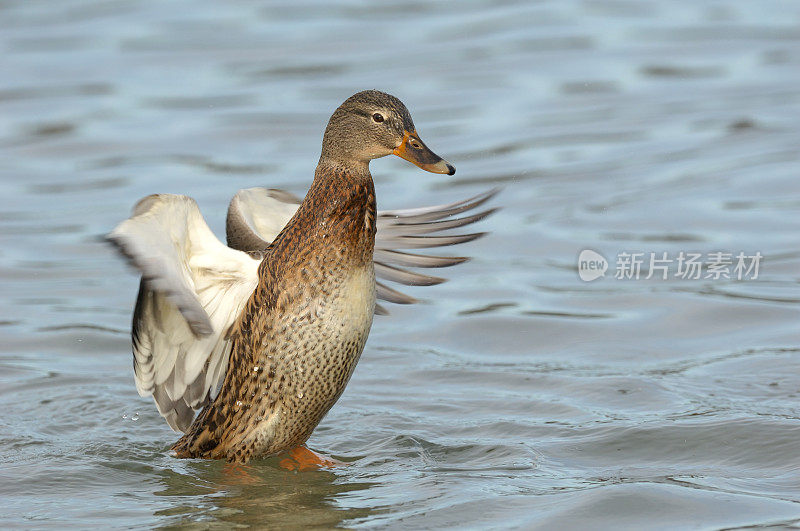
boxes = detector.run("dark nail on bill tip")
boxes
[446,164,456,175]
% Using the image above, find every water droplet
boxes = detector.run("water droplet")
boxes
[235,400,242,407]
[131,412,139,421]
[256,416,262,422]
[121,413,128,419]
[297,391,304,399]
[253,366,260,372]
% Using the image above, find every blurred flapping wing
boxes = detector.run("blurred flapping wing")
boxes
[226,188,301,253]
[228,187,499,314]
[108,194,260,432]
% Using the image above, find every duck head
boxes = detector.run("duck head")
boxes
[320,90,455,175]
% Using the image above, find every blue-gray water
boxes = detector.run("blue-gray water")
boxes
[2,0,800,528]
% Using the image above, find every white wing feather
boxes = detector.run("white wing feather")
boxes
[110,188,496,431]
[108,194,259,432]
[227,187,498,309]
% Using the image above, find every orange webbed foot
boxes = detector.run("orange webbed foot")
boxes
[279,446,348,471]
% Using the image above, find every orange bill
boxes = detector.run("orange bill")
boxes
[393,130,455,175]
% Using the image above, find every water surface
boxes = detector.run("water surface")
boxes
[2,0,800,528]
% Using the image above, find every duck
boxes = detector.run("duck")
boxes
[108,90,497,467]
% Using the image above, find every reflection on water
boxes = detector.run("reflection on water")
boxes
[2,0,800,528]
[153,461,375,528]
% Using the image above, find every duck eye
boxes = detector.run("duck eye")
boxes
[372,113,384,123]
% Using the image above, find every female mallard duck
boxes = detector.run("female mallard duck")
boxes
[109,90,496,466]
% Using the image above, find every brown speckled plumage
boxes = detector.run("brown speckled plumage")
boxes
[107,90,496,464]
[104,89,468,464]
[172,165,377,462]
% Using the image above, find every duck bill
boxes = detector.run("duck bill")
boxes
[393,130,456,175]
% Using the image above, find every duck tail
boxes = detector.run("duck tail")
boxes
[170,409,222,459]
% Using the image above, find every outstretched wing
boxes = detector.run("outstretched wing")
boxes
[227,187,499,313]
[226,187,301,252]
[108,194,260,432]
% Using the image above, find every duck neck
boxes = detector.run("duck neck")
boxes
[262,157,376,273]
[315,154,370,179]
[306,157,375,223]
